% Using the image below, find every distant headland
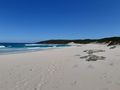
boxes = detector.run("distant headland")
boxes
[37,37,120,46]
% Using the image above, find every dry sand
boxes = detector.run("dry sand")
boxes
[0,44,120,90]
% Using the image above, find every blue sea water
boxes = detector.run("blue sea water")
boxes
[0,43,70,54]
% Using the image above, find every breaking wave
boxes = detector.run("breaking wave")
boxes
[0,45,6,48]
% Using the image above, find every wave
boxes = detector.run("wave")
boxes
[0,45,6,48]
[25,44,55,47]
[26,46,55,50]
[25,44,42,46]
[26,47,42,49]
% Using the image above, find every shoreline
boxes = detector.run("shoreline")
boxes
[0,44,120,90]
[0,46,70,55]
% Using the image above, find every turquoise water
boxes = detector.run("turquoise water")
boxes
[0,43,70,54]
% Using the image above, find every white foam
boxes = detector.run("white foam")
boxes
[26,47,41,50]
[0,45,5,48]
[25,44,42,46]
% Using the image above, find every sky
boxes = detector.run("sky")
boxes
[0,0,120,42]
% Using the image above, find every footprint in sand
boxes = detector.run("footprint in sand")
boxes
[106,80,112,84]
[100,87,109,90]
[34,78,47,90]
[115,82,120,86]
[29,69,33,71]
[35,83,43,90]
[34,88,37,90]
[100,73,112,84]
[88,64,94,69]
[102,73,108,78]
[73,64,79,68]
[71,81,77,86]
[109,63,114,66]
[15,79,28,89]
[47,64,57,75]
[75,54,81,56]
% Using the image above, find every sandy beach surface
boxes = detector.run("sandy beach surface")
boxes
[0,44,120,90]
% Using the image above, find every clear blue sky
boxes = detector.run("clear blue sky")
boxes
[0,0,120,42]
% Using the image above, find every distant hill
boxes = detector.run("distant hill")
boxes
[37,37,120,45]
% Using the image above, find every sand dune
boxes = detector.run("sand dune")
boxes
[0,44,120,90]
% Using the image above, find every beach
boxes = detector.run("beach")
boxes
[0,44,120,90]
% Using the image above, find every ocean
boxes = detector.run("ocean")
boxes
[0,43,70,54]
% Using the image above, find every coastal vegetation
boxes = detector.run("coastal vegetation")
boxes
[37,37,120,45]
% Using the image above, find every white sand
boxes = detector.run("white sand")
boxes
[0,44,120,90]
